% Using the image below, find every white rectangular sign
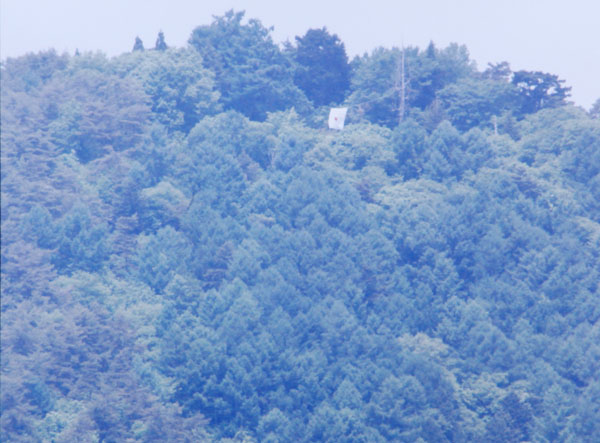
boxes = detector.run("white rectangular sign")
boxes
[328,107,348,130]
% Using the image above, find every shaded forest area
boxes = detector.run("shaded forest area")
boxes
[2,10,599,442]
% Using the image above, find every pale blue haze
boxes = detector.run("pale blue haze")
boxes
[1,0,598,109]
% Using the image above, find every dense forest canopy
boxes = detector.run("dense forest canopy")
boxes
[1,10,599,442]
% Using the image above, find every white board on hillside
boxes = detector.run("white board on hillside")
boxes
[328,107,348,130]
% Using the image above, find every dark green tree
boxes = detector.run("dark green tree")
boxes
[485,393,533,442]
[482,61,512,81]
[132,36,144,52]
[391,118,428,178]
[52,205,110,273]
[46,69,150,161]
[408,42,474,110]
[348,47,405,128]
[0,50,68,92]
[189,10,309,121]
[114,47,220,132]
[348,43,473,127]
[437,77,519,131]
[512,70,571,115]
[3,28,600,443]
[155,31,168,51]
[292,27,350,106]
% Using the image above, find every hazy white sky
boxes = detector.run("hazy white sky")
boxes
[1,0,598,108]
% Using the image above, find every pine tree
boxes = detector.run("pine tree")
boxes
[133,36,144,52]
[155,31,167,51]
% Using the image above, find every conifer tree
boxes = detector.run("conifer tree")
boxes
[155,31,167,51]
[133,36,144,52]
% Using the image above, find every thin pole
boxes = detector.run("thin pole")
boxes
[399,46,406,124]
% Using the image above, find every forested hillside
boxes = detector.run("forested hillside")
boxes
[2,10,599,442]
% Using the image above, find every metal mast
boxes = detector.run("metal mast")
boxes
[395,44,407,125]
[399,46,406,124]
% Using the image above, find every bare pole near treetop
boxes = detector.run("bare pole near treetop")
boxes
[395,43,407,125]
[400,46,406,124]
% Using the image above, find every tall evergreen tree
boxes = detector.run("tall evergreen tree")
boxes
[188,10,308,121]
[155,31,167,51]
[292,27,351,106]
[132,36,144,52]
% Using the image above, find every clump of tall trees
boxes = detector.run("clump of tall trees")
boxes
[2,10,599,442]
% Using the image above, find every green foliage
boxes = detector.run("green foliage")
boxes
[291,27,351,106]
[482,61,512,81]
[138,180,190,230]
[1,50,69,92]
[349,43,475,128]
[132,36,144,52]
[590,98,600,119]
[20,205,58,249]
[46,68,150,161]
[512,70,571,115]
[437,77,519,131]
[136,226,191,292]
[155,31,168,51]
[391,118,428,178]
[408,42,475,110]
[518,106,600,184]
[348,47,403,128]
[2,19,598,443]
[114,47,220,132]
[53,205,110,273]
[189,10,310,121]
